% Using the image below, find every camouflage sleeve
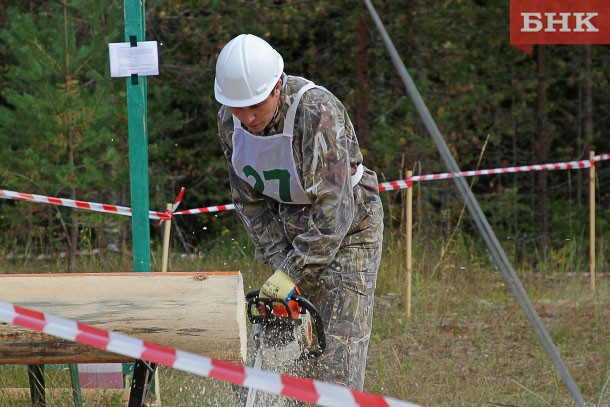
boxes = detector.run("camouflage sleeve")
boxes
[217,108,291,270]
[278,90,357,283]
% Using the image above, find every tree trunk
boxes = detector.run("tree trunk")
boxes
[535,45,548,261]
[577,45,594,210]
[583,45,593,150]
[511,68,519,261]
[63,0,78,273]
[582,45,595,163]
[69,137,78,273]
[353,11,370,149]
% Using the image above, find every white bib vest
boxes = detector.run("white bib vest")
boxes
[231,80,363,204]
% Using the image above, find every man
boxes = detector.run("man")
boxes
[214,33,384,393]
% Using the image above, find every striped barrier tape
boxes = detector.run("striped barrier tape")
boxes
[174,203,235,216]
[158,187,186,225]
[0,301,420,407]
[0,189,170,220]
[1,155,608,217]
[0,187,185,221]
[378,179,413,193]
[378,154,610,192]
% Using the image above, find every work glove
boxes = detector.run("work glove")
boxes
[260,269,296,302]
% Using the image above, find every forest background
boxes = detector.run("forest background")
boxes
[0,1,609,275]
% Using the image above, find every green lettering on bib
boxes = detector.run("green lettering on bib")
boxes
[243,165,264,194]
[242,166,293,202]
[263,169,292,202]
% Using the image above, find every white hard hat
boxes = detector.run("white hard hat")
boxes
[214,34,284,107]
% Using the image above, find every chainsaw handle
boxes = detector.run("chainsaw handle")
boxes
[245,290,292,322]
[245,290,326,356]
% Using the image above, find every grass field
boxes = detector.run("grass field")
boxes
[1,235,608,406]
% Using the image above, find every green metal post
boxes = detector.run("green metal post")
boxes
[68,364,83,407]
[124,0,151,272]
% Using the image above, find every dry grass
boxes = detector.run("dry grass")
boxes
[1,237,609,406]
[368,266,609,407]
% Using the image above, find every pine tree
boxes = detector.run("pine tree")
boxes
[0,1,127,271]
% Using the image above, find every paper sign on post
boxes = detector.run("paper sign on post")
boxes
[108,41,159,78]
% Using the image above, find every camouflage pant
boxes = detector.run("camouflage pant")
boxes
[244,239,382,407]
[299,242,382,391]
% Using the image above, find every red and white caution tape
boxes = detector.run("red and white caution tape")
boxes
[378,179,413,192]
[593,153,610,163]
[171,187,186,212]
[412,157,593,182]
[158,187,186,225]
[0,189,170,220]
[0,188,186,221]
[174,203,235,216]
[2,154,608,217]
[0,301,420,407]
[379,154,610,192]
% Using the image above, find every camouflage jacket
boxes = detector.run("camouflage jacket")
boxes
[217,75,382,283]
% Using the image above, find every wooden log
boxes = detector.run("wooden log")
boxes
[0,272,247,364]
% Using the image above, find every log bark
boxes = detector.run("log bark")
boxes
[0,272,246,364]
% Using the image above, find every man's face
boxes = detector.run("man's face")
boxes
[229,82,281,133]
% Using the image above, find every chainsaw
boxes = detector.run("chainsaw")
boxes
[244,289,326,406]
[245,288,326,359]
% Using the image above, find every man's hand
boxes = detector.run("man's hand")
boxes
[260,269,295,302]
